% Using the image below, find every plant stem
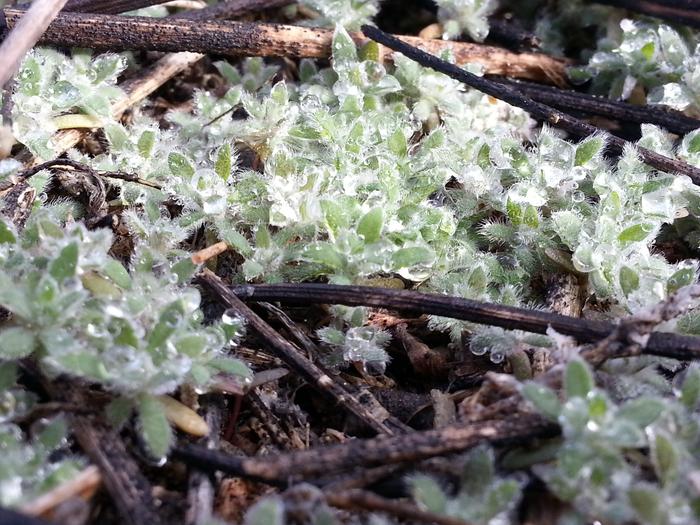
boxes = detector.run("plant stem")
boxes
[229,283,700,361]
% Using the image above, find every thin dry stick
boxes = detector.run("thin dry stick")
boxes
[197,269,400,436]
[0,9,572,85]
[496,78,700,135]
[19,466,101,519]
[12,158,162,189]
[591,0,700,29]
[173,413,556,484]
[326,490,473,525]
[361,24,700,183]
[0,0,69,86]
[229,283,700,361]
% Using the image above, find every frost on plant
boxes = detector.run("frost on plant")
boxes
[12,49,126,160]
[434,0,499,41]
[574,19,700,115]
[299,0,381,29]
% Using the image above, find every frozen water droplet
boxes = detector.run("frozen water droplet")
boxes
[571,191,585,203]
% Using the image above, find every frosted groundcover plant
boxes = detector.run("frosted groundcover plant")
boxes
[3,0,700,523]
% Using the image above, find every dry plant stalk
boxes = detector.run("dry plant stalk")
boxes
[0,0,70,87]
[1,8,572,85]
[19,465,101,519]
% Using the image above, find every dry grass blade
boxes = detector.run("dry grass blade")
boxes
[19,466,101,519]
[0,0,70,87]
[0,9,571,85]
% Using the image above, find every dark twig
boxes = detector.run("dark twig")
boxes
[0,9,571,84]
[591,0,700,29]
[361,24,700,183]
[15,158,162,190]
[197,269,401,436]
[185,400,222,525]
[230,283,700,361]
[487,17,540,50]
[326,489,473,525]
[173,414,556,484]
[496,78,700,135]
[40,378,164,525]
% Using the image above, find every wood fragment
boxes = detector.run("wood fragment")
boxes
[0,0,70,87]
[19,465,101,519]
[191,241,229,265]
[0,9,571,84]
[361,24,700,183]
[326,489,473,525]
[229,283,700,361]
[173,413,556,484]
[197,269,402,436]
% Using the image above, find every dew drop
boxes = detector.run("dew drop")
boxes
[571,190,585,203]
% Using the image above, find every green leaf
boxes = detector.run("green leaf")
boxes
[668,267,696,294]
[171,258,197,284]
[219,229,253,257]
[105,397,134,429]
[104,259,131,289]
[37,416,68,450]
[564,359,594,399]
[651,431,678,486]
[359,40,380,62]
[619,266,640,296]
[357,208,383,244]
[215,143,232,181]
[688,132,700,154]
[305,243,345,270]
[147,301,184,351]
[523,205,539,228]
[410,475,447,513]
[521,383,562,420]
[0,218,17,244]
[618,397,665,427]
[49,242,79,282]
[138,394,173,460]
[332,26,358,65]
[174,334,208,357]
[0,361,18,390]
[387,129,407,157]
[243,497,284,525]
[681,364,700,409]
[629,485,664,525]
[210,356,252,379]
[0,326,37,359]
[575,137,603,166]
[168,152,195,179]
[137,130,156,158]
[391,246,434,269]
[461,446,494,495]
[618,224,654,244]
[483,480,520,520]
[641,41,655,61]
